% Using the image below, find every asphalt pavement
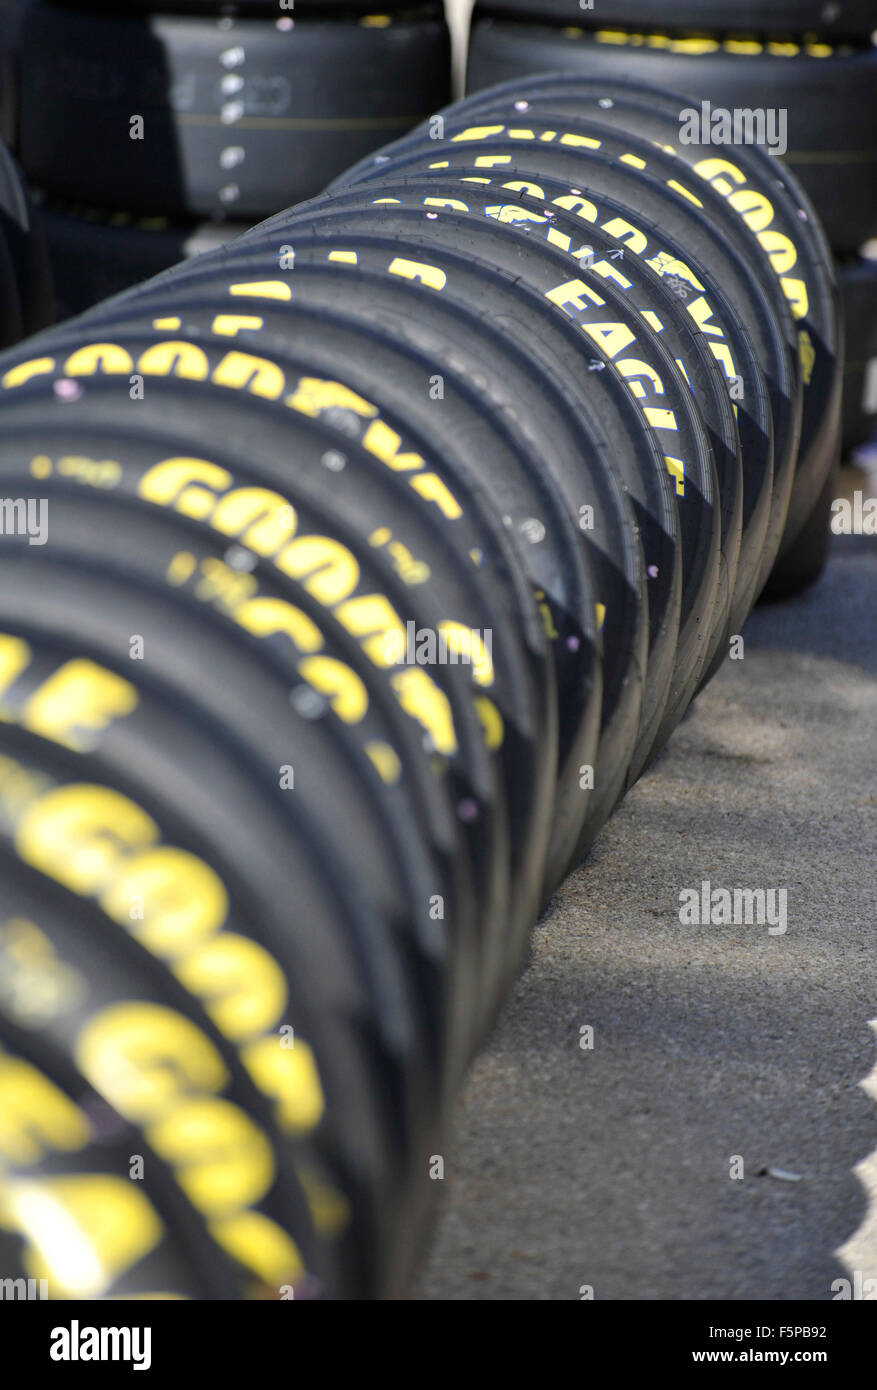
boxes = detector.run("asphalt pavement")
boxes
[419,469,877,1300]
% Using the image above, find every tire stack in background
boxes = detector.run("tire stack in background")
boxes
[467,0,877,462]
[0,121,51,340]
[0,70,844,1299]
[0,0,451,319]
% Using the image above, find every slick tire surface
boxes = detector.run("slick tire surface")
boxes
[757,450,837,599]
[425,74,842,590]
[36,202,242,321]
[19,2,452,218]
[839,255,877,453]
[0,0,31,150]
[466,18,877,253]
[0,135,52,339]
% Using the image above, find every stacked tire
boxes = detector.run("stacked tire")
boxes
[839,246,877,456]
[0,74,841,1299]
[468,1,877,462]
[0,127,51,340]
[4,0,452,317]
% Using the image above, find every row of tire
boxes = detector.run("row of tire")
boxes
[467,1,877,454]
[0,71,843,1297]
[3,0,874,452]
[0,0,452,317]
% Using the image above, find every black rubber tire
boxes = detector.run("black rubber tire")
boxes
[423,74,843,583]
[0,64,850,1300]
[0,200,22,346]
[838,254,877,454]
[0,739,333,1296]
[35,200,243,321]
[0,993,245,1300]
[0,155,53,337]
[241,207,646,855]
[95,252,600,891]
[466,18,877,254]
[0,439,501,1242]
[283,182,715,782]
[0,132,55,343]
[30,226,614,878]
[473,0,877,40]
[0,367,543,1039]
[758,450,838,599]
[0,375,510,1050]
[8,588,448,1299]
[0,0,29,151]
[19,2,452,218]
[320,113,800,602]
[321,137,784,670]
[357,177,745,764]
[0,535,445,1295]
[68,303,552,933]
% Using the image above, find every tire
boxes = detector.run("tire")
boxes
[11,225,610,883]
[329,136,778,669]
[9,358,546,1029]
[0,378,511,1060]
[0,741,332,1297]
[0,171,52,339]
[0,992,244,1300]
[286,182,712,780]
[34,199,243,321]
[0,68,847,1300]
[269,202,649,847]
[757,447,838,598]
[838,254,877,454]
[320,112,800,603]
[430,75,843,565]
[473,0,877,40]
[19,2,452,218]
[104,248,599,893]
[0,531,441,1295]
[0,186,23,346]
[466,17,877,254]
[0,0,30,150]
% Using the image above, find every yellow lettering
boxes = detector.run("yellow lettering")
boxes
[64,344,133,377]
[138,458,232,519]
[276,535,359,606]
[76,1003,228,1124]
[174,934,286,1042]
[146,1097,274,1215]
[0,1054,89,1164]
[17,786,156,896]
[212,351,285,400]
[212,487,296,553]
[240,1036,325,1134]
[23,661,137,750]
[137,342,209,381]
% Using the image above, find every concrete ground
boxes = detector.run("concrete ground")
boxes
[418,463,877,1300]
